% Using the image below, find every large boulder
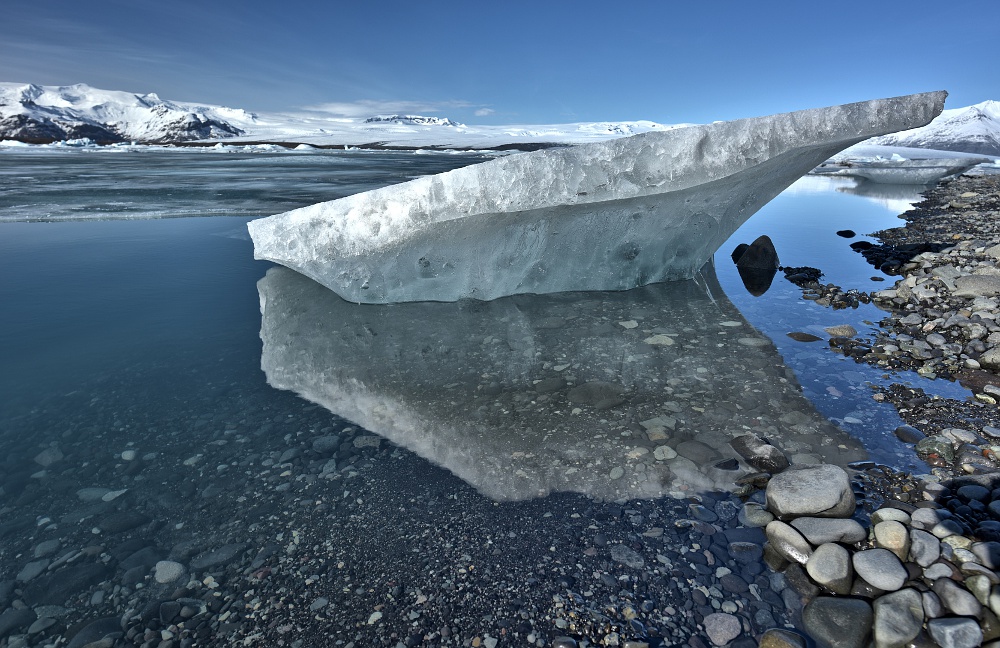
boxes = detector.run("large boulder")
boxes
[765,464,855,519]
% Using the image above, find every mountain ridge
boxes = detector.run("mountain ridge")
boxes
[1,82,997,154]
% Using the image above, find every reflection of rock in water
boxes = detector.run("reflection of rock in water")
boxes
[258,265,867,501]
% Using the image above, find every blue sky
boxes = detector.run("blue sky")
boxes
[2,0,997,124]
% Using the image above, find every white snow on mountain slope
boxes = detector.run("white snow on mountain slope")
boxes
[0,82,250,143]
[865,100,1000,156]
[0,82,683,148]
[2,82,997,154]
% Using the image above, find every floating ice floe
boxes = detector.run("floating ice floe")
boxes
[249,92,946,303]
[257,265,868,501]
[815,156,992,185]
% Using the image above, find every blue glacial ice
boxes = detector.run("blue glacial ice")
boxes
[248,92,946,303]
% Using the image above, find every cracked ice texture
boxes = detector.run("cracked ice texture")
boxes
[248,92,946,303]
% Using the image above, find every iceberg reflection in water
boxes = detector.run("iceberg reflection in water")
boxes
[259,266,867,501]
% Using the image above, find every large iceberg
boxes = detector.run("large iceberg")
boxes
[258,265,868,501]
[249,92,946,303]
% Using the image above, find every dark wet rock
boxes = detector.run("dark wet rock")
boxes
[765,521,812,564]
[676,440,718,465]
[189,543,248,571]
[802,596,872,648]
[728,541,763,565]
[791,517,867,545]
[23,562,111,605]
[566,381,626,409]
[766,464,855,519]
[311,434,340,454]
[735,235,779,270]
[97,510,151,534]
[972,541,1000,569]
[872,588,923,648]
[65,616,124,648]
[787,332,823,342]
[853,549,908,592]
[0,607,37,638]
[609,544,644,568]
[837,230,856,238]
[0,580,14,607]
[730,433,789,474]
[119,546,163,572]
[893,425,924,443]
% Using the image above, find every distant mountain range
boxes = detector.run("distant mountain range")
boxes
[1,82,998,154]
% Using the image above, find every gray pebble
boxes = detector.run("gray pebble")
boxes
[852,549,908,592]
[927,617,983,648]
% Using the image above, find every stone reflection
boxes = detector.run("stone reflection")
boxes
[258,265,866,501]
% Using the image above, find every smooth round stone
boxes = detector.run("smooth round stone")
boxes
[965,574,992,604]
[853,549,908,592]
[911,507,949,530]
[874,521,911,561]
[932,519,965,539]
[33,539,61,559]
[927,617,983,648]
[923,590,945,619]
[973,541,1000,569]
[958,484,991,502]
[802,597,872,648]
[738,502,774,528]
[872,508,911,525]
[924,563,956,581]
[873,588,924,648]
[805,543,853,595]
[908,528,941,567]
[933,577,983,617]
[703,612,741,646]
[758,629,808,648]
[791,517,867,545]
[765,521,813,565]
[765,464,855,519]
[154,560,185,584]
[894,425,924,443]
[728,542,763,566]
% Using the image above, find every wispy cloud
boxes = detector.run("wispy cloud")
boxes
[474,108,495,117]
[301,99,480,118]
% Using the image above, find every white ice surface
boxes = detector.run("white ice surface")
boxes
[249,92,947,303]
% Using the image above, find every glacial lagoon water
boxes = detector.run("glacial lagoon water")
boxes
[0,147,979,644]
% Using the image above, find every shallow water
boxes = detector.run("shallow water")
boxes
[0,148,980,643]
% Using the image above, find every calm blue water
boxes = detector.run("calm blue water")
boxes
[0,148,969,466]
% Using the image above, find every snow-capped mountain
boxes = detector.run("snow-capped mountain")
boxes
[363,115,462,127]
[0,82,684,149]
[4,82,995,154]
[0,83,250,144]
[866,100,1000,156]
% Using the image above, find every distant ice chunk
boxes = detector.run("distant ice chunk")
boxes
[249,92,946,303]
[821,156,991,184]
